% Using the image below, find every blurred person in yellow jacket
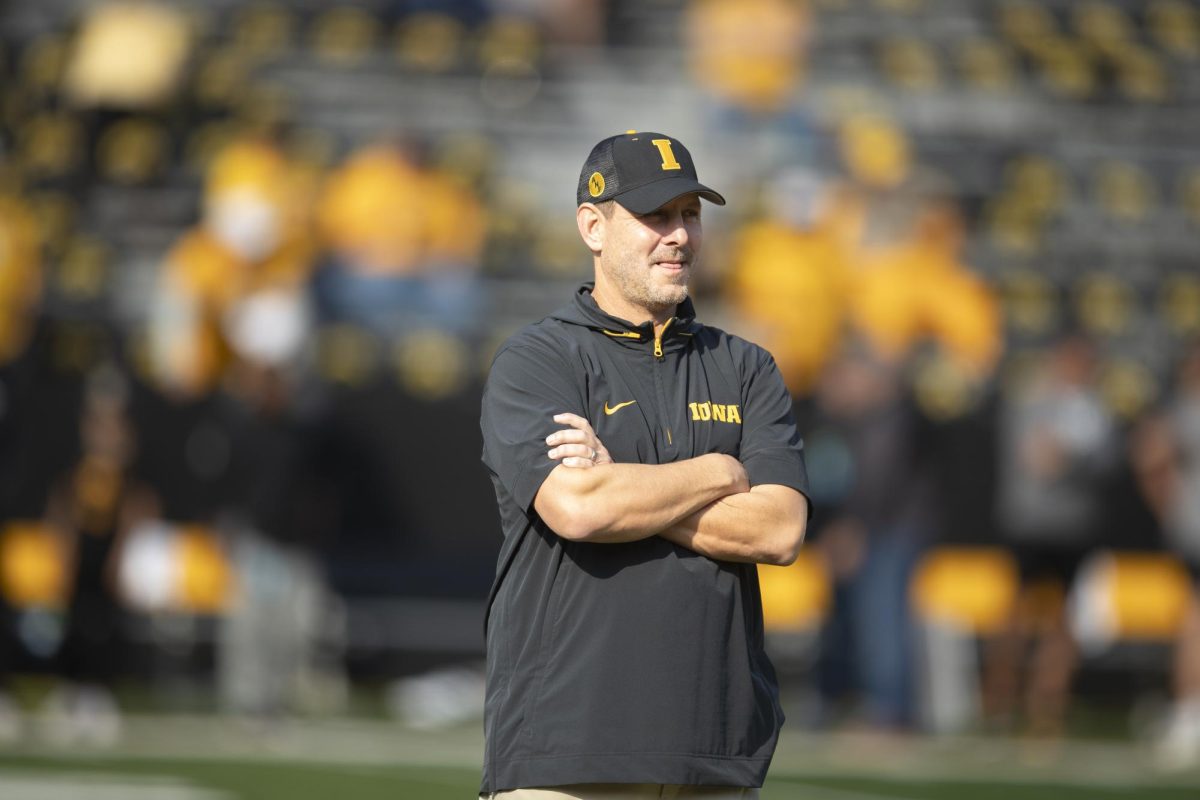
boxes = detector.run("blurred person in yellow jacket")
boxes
[849,199,1002,381]
[685,0,817,166]
[313,140,486,335]
[0,194,42,367]
[726,169,850,397]
[148,138,316,397]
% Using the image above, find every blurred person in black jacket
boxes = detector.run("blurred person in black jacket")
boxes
[41,366,158,746]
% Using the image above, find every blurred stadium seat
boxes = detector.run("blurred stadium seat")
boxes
[758,550,832,634]
[1070,551,1193,653]
[911,546,1019,733]
[0,521,67,609]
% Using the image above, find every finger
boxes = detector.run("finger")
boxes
[545,428,593,446]
[551,413,595,433]
[559,456,595,469]
[548,444,596,461]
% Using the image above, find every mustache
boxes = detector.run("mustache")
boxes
[652,249,693,264]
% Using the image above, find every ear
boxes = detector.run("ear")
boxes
[576,203,605,254]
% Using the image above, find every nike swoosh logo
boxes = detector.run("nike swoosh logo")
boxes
[604,400,637,415]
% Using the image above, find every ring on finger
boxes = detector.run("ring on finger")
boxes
[588,447,596,460]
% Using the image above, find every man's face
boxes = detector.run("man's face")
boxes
[600,193,703,314]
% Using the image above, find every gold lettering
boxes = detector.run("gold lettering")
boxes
[728,405,741,424]
[651,138,682,171]
[698,402,711,421]
[688,402,699,420]
[712,404,726,422]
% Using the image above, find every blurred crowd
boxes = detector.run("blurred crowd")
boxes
[0,0,1199,771]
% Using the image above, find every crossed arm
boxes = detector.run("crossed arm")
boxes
[532,414,808,566]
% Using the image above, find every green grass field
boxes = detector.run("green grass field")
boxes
[2,716,1198,799]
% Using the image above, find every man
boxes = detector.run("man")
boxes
[480,131,811,799]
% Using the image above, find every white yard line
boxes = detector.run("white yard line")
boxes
[0,770,232,800]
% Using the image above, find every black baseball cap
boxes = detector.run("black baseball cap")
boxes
[576,130,726,214]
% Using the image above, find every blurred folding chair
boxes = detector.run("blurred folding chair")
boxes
[95,117,169,185]
[878,37,942,91]
[1069,551,1193,655]
[308,7,380,68]
[0,521,67,610]
[1147,0,1200,59]
[395,12,466,73]
[911,546,1019,733]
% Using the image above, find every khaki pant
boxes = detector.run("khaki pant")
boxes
[488,785,759,799]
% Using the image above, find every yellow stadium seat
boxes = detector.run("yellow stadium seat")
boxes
[309,7,380,67]
[1073,273,1135,337]
[998,2,1058,52]
[1071,552,1193,649]
[26,190,78,256]
[758,549,831,633]
[0,521,67,609]
[1097,357,1158,420]
[192,48,250,111]
[911,547,1019,635]
[232,4,296,61]
[395,12,465,72]
[96,117,169,184]
[1072,1,1133,55]
[1160,273,1200,337]
[1113,46,1169,103]
[1032,38,1096,99]
[18,112,85,179]
[316,324,377,387]
[879,37,942,91]
[477,16,542,70]
[1094,160,1158,222]
[175,525,235,613]
[956,38,1018,92]
[394,330,471,400]
[1147,0,1200,58]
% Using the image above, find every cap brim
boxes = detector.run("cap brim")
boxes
[614,177,726,215]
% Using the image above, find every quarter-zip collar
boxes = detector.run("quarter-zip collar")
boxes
[549,283,698,355]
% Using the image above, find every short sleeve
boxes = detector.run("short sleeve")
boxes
[481,341,586,514]
[738,347,810,501]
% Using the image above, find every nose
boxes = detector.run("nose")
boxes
[662,212,689,248]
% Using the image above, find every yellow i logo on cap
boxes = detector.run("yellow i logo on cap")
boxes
[588,171,605,197]
[651,139,682,171]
